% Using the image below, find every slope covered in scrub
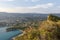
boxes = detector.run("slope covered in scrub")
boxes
[14,14,60,40]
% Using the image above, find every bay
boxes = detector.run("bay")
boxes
[0,27,21,40]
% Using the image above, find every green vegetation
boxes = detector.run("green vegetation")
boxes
[13,14,60,40]
[47,14,60,22]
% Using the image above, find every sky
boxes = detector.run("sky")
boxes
[0,0,60,13]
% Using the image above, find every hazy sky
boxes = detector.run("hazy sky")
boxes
[0,0,60,13]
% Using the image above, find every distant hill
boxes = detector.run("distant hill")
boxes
[0,12,47,26]
[0,12,60,26]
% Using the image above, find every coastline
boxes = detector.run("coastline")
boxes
[0,27,22,40]
[12,30,25,40]
[10,32,21,40]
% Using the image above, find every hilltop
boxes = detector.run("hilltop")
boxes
[39,14,60,40]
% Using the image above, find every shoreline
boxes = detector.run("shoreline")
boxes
[11,30,25,40]
[0,27,22,40]
[10,32,22,40]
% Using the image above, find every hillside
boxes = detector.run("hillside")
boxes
[13,14,60,40]
[0,12,47,26]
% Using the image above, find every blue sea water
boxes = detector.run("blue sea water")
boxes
[0,27,21,40]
